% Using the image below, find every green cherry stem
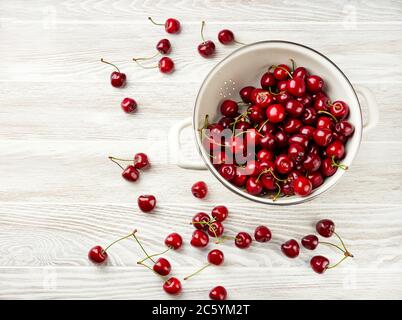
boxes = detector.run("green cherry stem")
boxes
[317,110,339,122]
[137,247,171,264]
[331,156,349,170]
[132,58,158,69]
[272,183,282,201]
[319,241,347,254]
[132,233,155,263]
[109,157,125,170]
[184,264,210,280]
[290,58,296,72]
[103,230,137,252]
[326,255,350,269]
[100,58,120,73]
[132,51,160,61]
[148,17,164,26]
[200,21,206,42]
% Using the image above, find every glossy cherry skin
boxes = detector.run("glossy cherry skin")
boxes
[138,195,156,212]
[285,100,304,117]
[303,153,321,172]
[122,165,140,182]
[254,225,272,242]
[299,125,315,140]
[246,177,263,195]
[275,154,294,174]
[219,164,236,181]
[260,133,276,150]
[288,133,309,148]
[257,149,274,162]
[209,286,227,300]
[192,212,211,230]
[251,89,274,107]
[110,71,126,88]
[275,130,288,148]
[218,29,234,44]
[307,171,324,188]
[260,173,276,190]
[248,106,265,124]
[326,140,345,159]
[301,107,317,125]
[88,246,107,263]
[288,143,305,163]
[306,75,324,92]
[191,181,208,199]
[158,57,174,73]
[273,64,291,80]
[220,99,238,117]
[284,118,302,134]
[277,92,291,104]
[266,104,285,123]
[330,101,349,120]
[239,86,255,103]
[293,176,312,197]
[198,40,216,57]
[232,168,248,187]
[153,258,171,276]
[165,18,181,34]
[317,116,334,130]
[163,277,182,295]
[260,72,277,89]
[134,153,150,169]
[313,128,333,147]
[190,230,209,247]
[235,232,252,249]
[281,239,300,258]
[165,233,183,250]
[301,234,319,250]
[287,77,306,97]
[335,121,355,137]
[121,97,137,113]
[320,157,337,177]
[293,67,309,80]
[156,39,171,54]
[310,255,329,274]
[211,206,228,222]
[316,219,335,238]
[218,116,233,129]
[313,95,330,112]
[207,221,224,237]
[208,249,224,265]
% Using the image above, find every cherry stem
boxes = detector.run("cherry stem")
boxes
[109,157,126,171]
[184,264,210,280]
[233,39,246,46]
[327,255,349,269]
[256,168,286,183]
[319,241,347,254]
[200,21,206,43]
[100,58,120,73]
[148,17,164,26]
[132,233,155,263]
[331,156,348,170]
[137,261,169,283]
[191,221,220,243]
[268,87,285,95]
[137,247,171,264]
[290,58,296,72]
[334,232,353,257]
[272,182,281,201]
[104,230,137,252]
[317,110,339,122]
[109,156,132,162]
[132,58,158,69]
[257,119,270,132]
[132,51,160,62]
[231,111,250,135]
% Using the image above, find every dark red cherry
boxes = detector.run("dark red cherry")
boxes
[258,121,275,135]
[101,58,126,88]
[251,89,274,108]
[260,173,276,190]
[301,107,317,125]
[326,140,345,159]
[158,57,174,73]
[134,153,150,169]
[211,206,228,222]
[330,101,349,120]
[149,17,181,34]
[293,176,312,197]
[198,40,216,57]
[303,153,321,172]
[307,171,324,188]
[288,133,309,148]
[281,239,300,258]
[320,157,337,177]
[153,258,171,276]
[313,128,333,147]
[165,233,183,250]
[190,230,209,247]
[299,125,315,139]
[220,99,238,117]
[277,91,291,104]
[121,98,137,113]
[297,94,313,107]
[260,72,277,89]
[259,133,276,150]
[218,116,233,129]
[122,165,140,182]
[273,64,291,80]
[219,164,236,181]
[235,232,252,249]
[285,100,304,117]
[208,249,224,265]
[239,86,255,103]
[293,67,309,80]
[313,95,330,112]
[235,120,252,131]
[209,286,227,300]
[266,104,285,123]
[138,195,156,212]
[335,121,355,137]
[306,75,324,92]
[88,246,107,264]
[316,219,335,237]
[275,154,293,174]
[317,116,334,130]
[156,39,171,54]
[246,176,263,195]
[310,255,329,274]
[277,80,288,92]
[288,143,305,162]
[248,105,266,124]
[191,181,208,199]
[257,149,274,162]
[274,130,289,148]
[232,168,248,187]
[163,277,182,295]
[207,221,224,237]
[287,77,306,97]
[302,234,319,250]
[254,225,272,242]
[284,118,302,134]
[192,212,211,230]
[218,29,234,44]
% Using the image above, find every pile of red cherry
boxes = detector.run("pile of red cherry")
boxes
[202,61,354,200]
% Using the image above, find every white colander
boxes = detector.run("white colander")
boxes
[169,41,378,205]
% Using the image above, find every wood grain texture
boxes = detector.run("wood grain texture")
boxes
[0,0,401,299]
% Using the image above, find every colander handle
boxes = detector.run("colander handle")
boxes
[354,85,379,132]
[168,117,207,170]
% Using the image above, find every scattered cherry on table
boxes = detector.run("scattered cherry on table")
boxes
[148,17,181,34]
[198,21,216,58]
[100,58,126,88]
[138,195,157,213]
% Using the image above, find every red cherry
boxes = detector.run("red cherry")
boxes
[251,89,274,107]
[335,121,355,137]
[299,125,315,139]
[101,58,126,88]
[275,130,288,148]
[260,173,276,190]
[190,230,209,247]
[156,39,171,54]
[301,234,319,250]
[313,128,333,147]
[275,154,293,175]
[313,95,330,112]
[134,153,150,169]
[320,157,337,177]
[266,104,285,123]
[303,153,321,172]
[88,245,107,264]
[326,140,345,159]
[248,105,266,124]
[316,219,335,237]
[288,143,305,162]
[121,98,137,113]
[254,226,272,242]
[284,118,302,134]
[137,195,156,212]
[192,212,211,230]
[307,171,324,188]
[191,181,208,199]
[259,133,276,150]
[232,168,248,187]
[316,116,334,130]
[245,176,263,195]
[310,255,329,274]
[285,99,304,117]
[198,22,215,57]
[257,149,274,162]
[158,57,174,73]
[260,72,277,89]
[293,176,312,197]
[239,86,255,103]
[219,164,236,181]
[163,277,182,295]
[281,239,300,258]
[220,99,238,117]
[301,107,317,125]
[148,17,180,34]
[208,249,224,265]
[218,116,233,129]
[122,165,140,182]
[330,101,349,120]
[211,206,229,222]
[209,286,227,300]
[293,67,309,80]
[235,232,252,249]
[218,29,234,44]
[273,64,291,80]
[277,92,291,104]
[288,133,309,148]
[207,221,224,237]
[165,233,183,250]
[306,75,324,92]
[153,257,171,276]
[287,77,306,97]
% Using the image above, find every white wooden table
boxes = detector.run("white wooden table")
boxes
[0,0,401,300]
